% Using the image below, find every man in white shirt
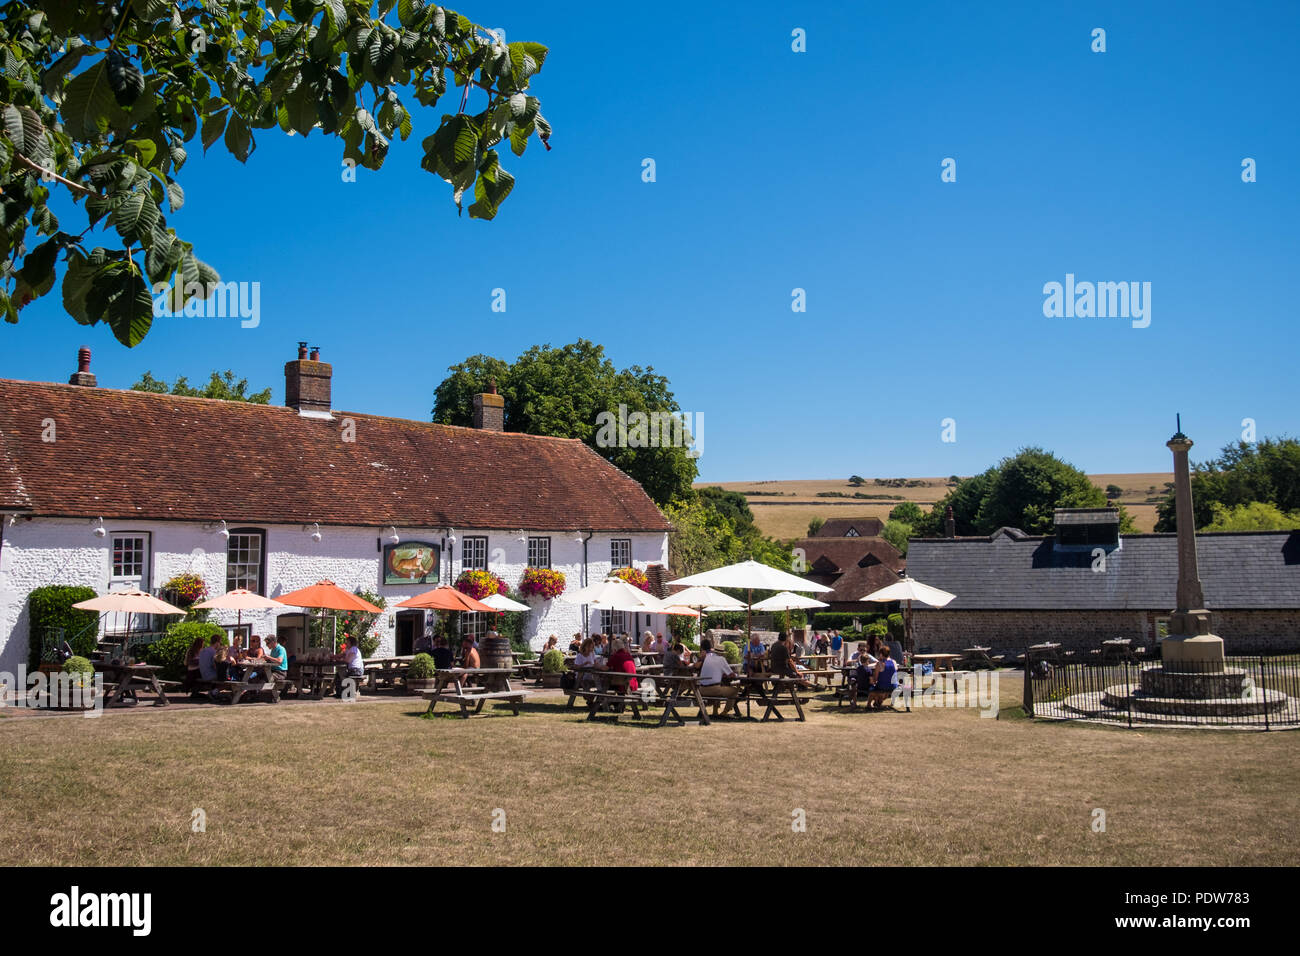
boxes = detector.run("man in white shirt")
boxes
[697,638,739,717]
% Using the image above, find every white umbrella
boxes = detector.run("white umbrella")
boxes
[192,588,285,631]
[559,576,663,636]
[667,560,832,639]
[859,575,956,652]
[751,591,829,636]
[479,593,531,613]
[73,588,187,659]
[663,584,745,641]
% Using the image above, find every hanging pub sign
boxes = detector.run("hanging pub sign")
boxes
[383,542,440,585]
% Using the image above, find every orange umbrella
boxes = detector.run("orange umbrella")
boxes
[395,586,494,613]
[275,580,382,613]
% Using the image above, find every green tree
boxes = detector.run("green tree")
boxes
[806,516,825,537]
[1,2,550,346]
[1155,437,1300,531]
[1202,501,1300,532]
[888,501,924,525]
[1105,484,1123,499]
[132,368,271,403]
[880,519,911,555]
[919,448,1136,537]
[848,475,864,486]
[431,340,698,505]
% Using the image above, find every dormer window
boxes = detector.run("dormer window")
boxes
[1054,508,1120,548]
[845,527,859,537]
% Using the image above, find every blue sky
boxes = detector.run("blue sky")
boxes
[4,0,1297,482]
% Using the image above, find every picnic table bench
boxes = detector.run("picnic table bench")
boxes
[423,668,531,718]
[735,675,809,721]
[364,656,412,690]
[95,662,174,707]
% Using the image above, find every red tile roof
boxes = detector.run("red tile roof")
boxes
[0,379,670,532]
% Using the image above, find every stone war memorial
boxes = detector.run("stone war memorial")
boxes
[1040,420,1296,727]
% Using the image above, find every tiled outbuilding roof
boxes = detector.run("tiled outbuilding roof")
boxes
[0,379,670,532]
[814,517,884,538]
[906,528,1300,611]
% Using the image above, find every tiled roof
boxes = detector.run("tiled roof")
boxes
[906,530,1300,611]
[815,517,883,538]
[0,379,670,532]
[792,537,904,575]
[818,561,905,605]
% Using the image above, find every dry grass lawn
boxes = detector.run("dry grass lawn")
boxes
[1,674,1294,867]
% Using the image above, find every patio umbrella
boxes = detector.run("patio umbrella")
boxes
[478,593,531,613]
[73,588,187,658]
[858,575,956,652]
[276,579,383,651]
[667,560,832,639]
[661,585,744,641]
[750,590,829,634]
[394,586,495,613]
[192,588,284,631]
[558,576,663,638]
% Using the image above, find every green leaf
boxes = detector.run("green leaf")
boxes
[101,265,154,347]
[18,238,60,297]
[223,113,253,161]
[166,181,184,213]
[62,247,100,324]
[106,50,145,106]
[112,191,161,244]
[124,138,158,169]
[201,110,229,153]
[1,104,24,153]
[62,59,123,140]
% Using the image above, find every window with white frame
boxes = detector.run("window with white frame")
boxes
[461,611,489,643]
[610,538,632,569]
[462,535,488,571]
[600,609,630,636]
[527,536,551,569]
[226,530,265,594]
[110,534,149,585]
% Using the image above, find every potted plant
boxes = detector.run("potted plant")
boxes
[721,640,742,672]
[405,653,438,694]
[59,655,97,711]
[540,648,567,688]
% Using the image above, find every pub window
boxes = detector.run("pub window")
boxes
[600,609,630,636]
[462,535,488,571]
[527,536,551,569]
[610,538,632,569]
[226,529,266,595]
[110,534,149,583]
[461,611,488,642]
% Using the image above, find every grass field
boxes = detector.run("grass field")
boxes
[700,473,1173,538]
[1,676,1295,867]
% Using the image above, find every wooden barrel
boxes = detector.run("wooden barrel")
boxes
[479,636,513,689]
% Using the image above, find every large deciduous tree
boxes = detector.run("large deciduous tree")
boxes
[1,1,550,345]
[132,367,271,402]
[431,340,699,506]
[1154,437,1300,531]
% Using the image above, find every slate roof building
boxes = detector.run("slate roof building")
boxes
[0,347,671,672]
[905,509,1300,655]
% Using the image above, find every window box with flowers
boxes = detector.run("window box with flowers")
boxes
[455,569,508,601]
[519,567,566,600]
[611,566,651,592]
[162,572,208,609]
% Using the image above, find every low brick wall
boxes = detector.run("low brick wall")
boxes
[911,609,1300,656]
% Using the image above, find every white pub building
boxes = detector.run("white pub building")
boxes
[0,346,672,672]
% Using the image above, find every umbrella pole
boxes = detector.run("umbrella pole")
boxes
[746,588,752,642]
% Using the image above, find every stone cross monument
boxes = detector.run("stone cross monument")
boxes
[1162,417,1225,669]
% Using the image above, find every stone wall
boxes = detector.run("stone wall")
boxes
[911,608,1300,656]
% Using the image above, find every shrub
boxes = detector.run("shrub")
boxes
[407,653,437,680]
[492,590,531,656]
[27,585,99,667]
[810,611,886,633]
[886,613,904,638]
[720,641,741,665]
[541,649,567,673]
[62,655,94,686]
[865,620,888,638]
[146,621,225,681]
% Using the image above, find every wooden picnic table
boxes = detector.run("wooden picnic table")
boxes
[364,655,413,690]
[912,653,962,672]
[735,674,807,722]
[423,667,530,718]
[95,662,172,707]
[226,659,282,703]
[293,659,348,699]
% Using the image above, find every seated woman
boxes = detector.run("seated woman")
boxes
[640,630,655,652]
[604,638,639,693]
[865,650,899,710]
[573,637,600,690]
[541,634,559,656]
[245,635,265,660]
[332,635,365,698]
[228,634,246,664]
[183,636,205,694]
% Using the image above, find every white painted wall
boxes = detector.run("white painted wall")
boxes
[0,516,669,673]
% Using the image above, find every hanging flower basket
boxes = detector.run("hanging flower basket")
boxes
[519,567,566,600]
[162,572,208,607]
[612,566,650,592]
[455,569,508,600]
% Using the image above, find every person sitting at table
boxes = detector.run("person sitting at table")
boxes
[605,638,639,692]
[460,637,481,669]
[331,635,365,698]
[213,642,233,682]
[183,636,205,694]
[264,634,289,681]
[698,638,739,717]
[541,634,559,655]
[593,634,609,658]
[414,631,434,655]
[864,648,900,710]
[663,641,688,676]
[229,634,246,663]
[245,635,265,660]
[197,635,224,700]
[568,633,583,653]
[638,630,654,652]
[814,632,830,655]
[848,651,879,709]
[742,633,767,674]
[431,635,453,671]
[848,641,876,667]
[768,633,812,688]
[573,637,601,690]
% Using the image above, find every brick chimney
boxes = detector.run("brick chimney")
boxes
[284,342,332,418]
[471,379,504,431]
[68,346,97,387]
[944,505,956,538]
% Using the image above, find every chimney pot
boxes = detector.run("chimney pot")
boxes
[297,341,308,360]
[309,346,320,361]
[68,346,97,387]
[944,505,956,538]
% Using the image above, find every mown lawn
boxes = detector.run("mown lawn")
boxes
[0,675,1295,866]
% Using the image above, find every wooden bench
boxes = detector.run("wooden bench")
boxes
[422,688,531,718]
[575,688,657,722]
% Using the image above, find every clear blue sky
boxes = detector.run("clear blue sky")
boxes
[4,0,1297,482]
